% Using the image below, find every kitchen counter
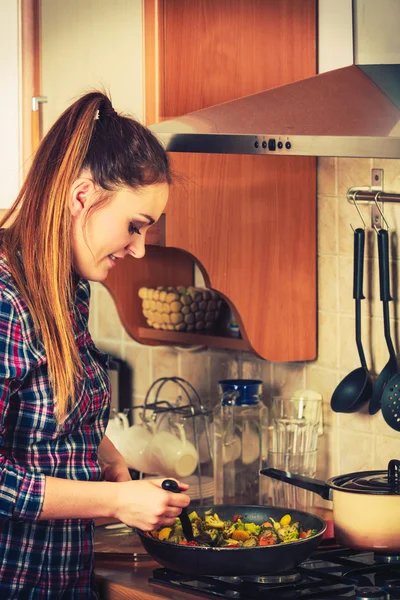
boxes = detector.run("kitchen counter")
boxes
[95,557,192,600]
[95,508,333,600]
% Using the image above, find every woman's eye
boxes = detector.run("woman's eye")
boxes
[129,222,141,235]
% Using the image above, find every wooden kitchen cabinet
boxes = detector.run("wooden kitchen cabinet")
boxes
[104,0,318,362]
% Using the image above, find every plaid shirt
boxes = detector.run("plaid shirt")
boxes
[0,249,110,598]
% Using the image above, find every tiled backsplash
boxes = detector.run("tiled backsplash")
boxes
[90,157,400,508]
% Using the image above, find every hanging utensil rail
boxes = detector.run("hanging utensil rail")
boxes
[348,189,400,203]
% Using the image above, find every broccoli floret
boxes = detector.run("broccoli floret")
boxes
[277,523,300,543]
[204,514,225,529]
[223,524,236,538]
[206,528,219,542]
[244,523,261,535]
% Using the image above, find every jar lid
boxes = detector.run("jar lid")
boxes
[330,460,400,495]
[219,379,262,405]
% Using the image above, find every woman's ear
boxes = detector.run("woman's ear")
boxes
[69,177,96,217]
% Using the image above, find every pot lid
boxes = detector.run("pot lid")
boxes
[330,460,400,495]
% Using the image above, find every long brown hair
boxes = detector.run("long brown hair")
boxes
[0,92,170,421]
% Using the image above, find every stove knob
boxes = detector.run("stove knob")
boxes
[355,586,386,600]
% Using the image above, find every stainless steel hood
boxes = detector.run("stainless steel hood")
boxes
[149,0,400,159]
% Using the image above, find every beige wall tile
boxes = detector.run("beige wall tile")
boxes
[124,343,152,398]
[339,429,374,473]
[180,350,211,408]
[338,406,373,433]
[372,159,400,192]
[305,365,340,429]
[337,158,373,198]
[318,194,338,255]
[151,348,180,401]
[317,157,337,196]
[241,357,264,381]
[316,426,339,479]
[260,358,273,382]
[94,340,123,359]
[373,434,400,469]
[96,288,124,342]
[269,362,306,398]
[318,255,339,313]
[338,255,354,315]
[318,311,339,369]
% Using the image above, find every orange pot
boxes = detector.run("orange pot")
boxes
[261,459,400,552]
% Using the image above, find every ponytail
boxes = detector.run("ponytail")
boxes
[0,92,170,420]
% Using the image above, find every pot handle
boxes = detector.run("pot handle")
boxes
[260,468,333,501]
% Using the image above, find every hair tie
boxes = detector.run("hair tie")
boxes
[97,102,118,120]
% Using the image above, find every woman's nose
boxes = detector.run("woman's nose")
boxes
[126,233,146,259]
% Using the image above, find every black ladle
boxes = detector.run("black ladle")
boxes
[369,229,398,414]
[162,479,194,542]
[331,228,373,413]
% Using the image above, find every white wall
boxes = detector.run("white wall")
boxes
[318,0,353,73]
[41,0,144,132]
[0,1,21,208]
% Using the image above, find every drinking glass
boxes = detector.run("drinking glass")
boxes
[270,396,322,453]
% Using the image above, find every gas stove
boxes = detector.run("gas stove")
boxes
[149,546,400,599]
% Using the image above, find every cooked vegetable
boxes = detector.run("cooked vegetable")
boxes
[204,513,225,529]
[158,527,172,541]
[148,511,318,548]
[279,514,292,527]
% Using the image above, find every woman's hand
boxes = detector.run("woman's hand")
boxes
[112,478,190,530]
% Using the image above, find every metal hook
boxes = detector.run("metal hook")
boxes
[350,192,367,232]
[372,191,390,233]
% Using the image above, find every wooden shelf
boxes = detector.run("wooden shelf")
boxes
[138,327,249,351]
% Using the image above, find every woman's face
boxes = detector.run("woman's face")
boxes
[70,180,169,282]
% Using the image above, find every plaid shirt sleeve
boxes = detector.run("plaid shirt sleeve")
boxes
[0,293,45,521]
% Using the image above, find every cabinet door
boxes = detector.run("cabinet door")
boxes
[144,0,317,362]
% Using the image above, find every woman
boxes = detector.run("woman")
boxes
[0,92,190,598]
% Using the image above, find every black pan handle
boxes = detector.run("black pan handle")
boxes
[162,479,180,493]
[260,468,333,501]
[162,479,194,541]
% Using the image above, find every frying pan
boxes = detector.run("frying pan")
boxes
[136,504,326,576]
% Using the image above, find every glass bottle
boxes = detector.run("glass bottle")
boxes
[213,379,268,504]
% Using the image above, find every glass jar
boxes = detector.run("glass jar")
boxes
[213,379,268,504]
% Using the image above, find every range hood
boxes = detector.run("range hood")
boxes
[150,0,400,159]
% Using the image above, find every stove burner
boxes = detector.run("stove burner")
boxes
[149,548,400,599]
[241,570,302,584]
[374,553,400,564]
[355,586,386,600]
